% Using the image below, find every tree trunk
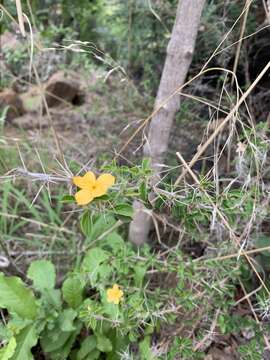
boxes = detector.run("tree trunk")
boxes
[129,0,206,245]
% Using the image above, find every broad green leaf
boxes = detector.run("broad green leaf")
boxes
[41,322,82,360]
[12,325,38,360]
[62,276,84,309]
[59,309,77,332]
[7,316,32,336]
[82,248,109,285]
[80,210,93,237]
[0,323,12,341]
[113,203,134,218]
[0,337,16,360]
[98,264,113,282]
[77,336,96,360]
[27,260,56,292]
[105,233,125,251]
[82,248,109,269]
[53,329,80,360]
[87,214,116,242]
[0,273,38,319]
[41,327,72,353]
[42,289,62,309]
[85,349,100,360]
[96,335,112,353]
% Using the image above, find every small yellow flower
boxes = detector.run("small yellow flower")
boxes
[73,171,115,206]
[106,284,123,305]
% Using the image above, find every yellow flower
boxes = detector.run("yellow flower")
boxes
[73,171,115,206]
[106,284,123,305]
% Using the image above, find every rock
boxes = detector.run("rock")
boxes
[0,89,25,121]
[45,71,83,107]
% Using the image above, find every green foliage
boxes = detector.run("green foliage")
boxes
[1,0,269,357]
[238,338,264,360]
[1,149,269,358]
[0,337,17,360]
[62,276,84,309]
[12,325,38,360]
[0,274,38,320]
[27,260,56,292]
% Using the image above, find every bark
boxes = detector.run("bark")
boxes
[129,0,206,245]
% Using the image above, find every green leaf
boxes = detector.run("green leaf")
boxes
[59,309,77,332]
[87,214,116,242]
[80,211,93,237]
[0,323,12,341]
[41,322,82,360]
[104,233,125,253]
[139,182,148,202]
[41,327,72,353]
[42,289,62,310]
[113,203,133,218]
[82,248,109,271]
[27,260,56,292]
[142,158,151,171]
[61,194,75,203]
[0,337,16,360]
[55,328,81,360]
[134,265,146,287]
[7,316,32,335]
[82,248,110,285]
[0,273,38,320]
[12,325,38,360]
[77,336,97,360]
[85,349,100,360]
[62,276,84,309]
[139,336,155,360]
[96,335,112,353]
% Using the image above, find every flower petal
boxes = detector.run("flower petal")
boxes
[73,172,96,189]
[96,174,115,189]
[75,189,94,205]
[106,284,123,304]
[91,184,107,198]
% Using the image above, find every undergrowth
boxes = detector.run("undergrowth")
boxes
[1,0,270,359]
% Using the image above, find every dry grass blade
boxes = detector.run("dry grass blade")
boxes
[230,0,250,87]
[239,280,270,351]
[15,0,26,37]
[176,151,270,296]
[174,61,270,186]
